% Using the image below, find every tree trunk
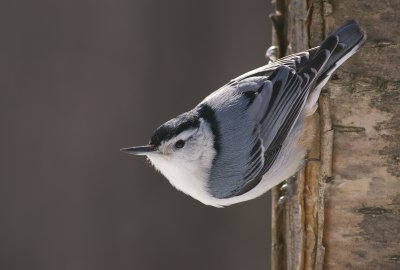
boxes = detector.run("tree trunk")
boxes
[270,0,400,269]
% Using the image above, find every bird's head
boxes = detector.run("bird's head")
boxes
[122,109,218,204]
[122,111,215,160]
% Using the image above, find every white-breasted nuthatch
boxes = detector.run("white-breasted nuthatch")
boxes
[122,20,365,207]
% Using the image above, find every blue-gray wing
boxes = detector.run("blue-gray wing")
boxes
[207,20,365,199]
[207,42,334,199]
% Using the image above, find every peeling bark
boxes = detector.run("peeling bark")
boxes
[270,0,400,269]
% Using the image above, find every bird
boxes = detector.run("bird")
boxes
[122,20,366,207]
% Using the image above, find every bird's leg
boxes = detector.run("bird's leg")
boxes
[277,175,297,207]
[265,46,279,63]
[277,156,320,207]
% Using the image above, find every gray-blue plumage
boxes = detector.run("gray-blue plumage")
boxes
[124,20,366,206]
[198,20,365,198]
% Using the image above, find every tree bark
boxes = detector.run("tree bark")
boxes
[270,0,400,269]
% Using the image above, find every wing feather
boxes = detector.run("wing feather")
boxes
[226,48,332,197]
[207,21,365,199]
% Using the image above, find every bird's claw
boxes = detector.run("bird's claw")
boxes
[266,46,279,63]
[277,175,297,208]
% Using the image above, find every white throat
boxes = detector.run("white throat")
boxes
[147,154,215,204]
[146,119,219,206]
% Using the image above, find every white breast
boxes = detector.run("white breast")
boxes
[147,154,216,204]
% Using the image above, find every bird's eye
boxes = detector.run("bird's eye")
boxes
[175,140,185,149]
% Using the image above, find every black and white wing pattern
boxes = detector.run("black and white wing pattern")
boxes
[206,20,365,199]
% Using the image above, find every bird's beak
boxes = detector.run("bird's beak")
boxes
[120,145,158,156]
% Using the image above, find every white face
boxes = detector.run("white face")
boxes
[156,128,205,161]
[146,119,217,204]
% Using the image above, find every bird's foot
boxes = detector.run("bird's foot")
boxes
[277,175,297,208]
[265,46,279,63]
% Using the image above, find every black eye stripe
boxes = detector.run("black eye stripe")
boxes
[149,112,200,147]
[175,140,185,149]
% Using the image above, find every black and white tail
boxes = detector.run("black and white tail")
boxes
[303,20,366,115]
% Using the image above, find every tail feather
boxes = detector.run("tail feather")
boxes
[318,19,366,82]
[304,20,366,115]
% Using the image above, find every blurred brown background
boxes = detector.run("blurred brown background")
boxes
[0,1,273,269]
